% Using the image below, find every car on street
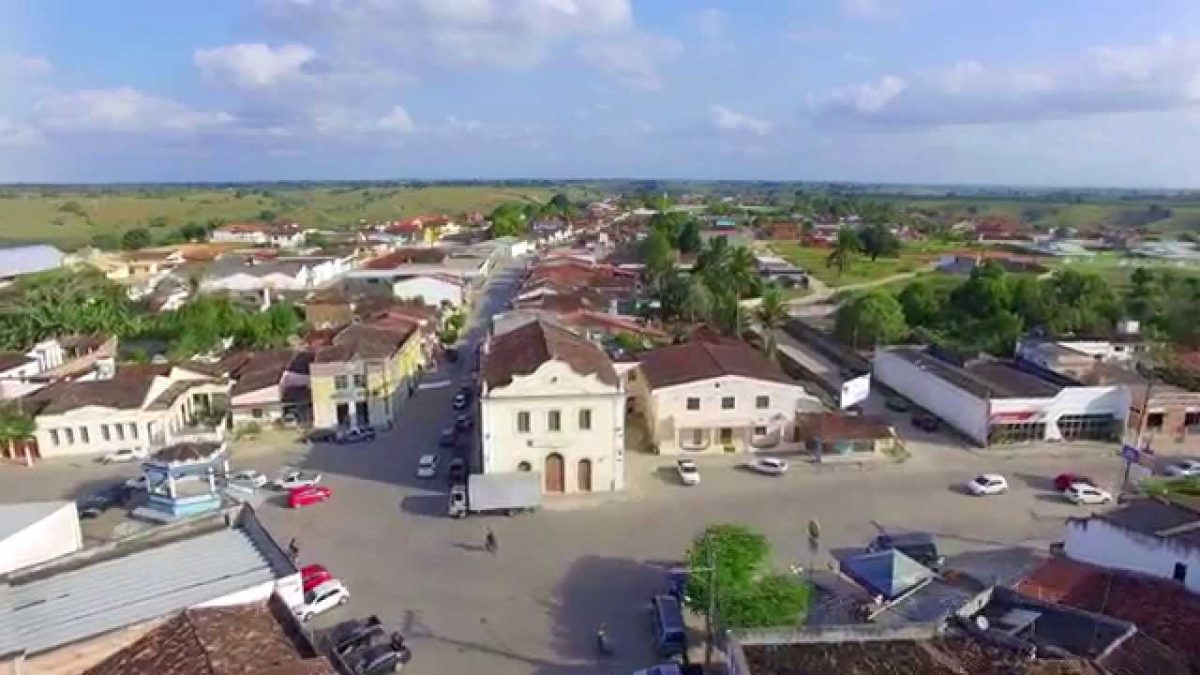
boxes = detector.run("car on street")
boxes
[452,391,470,410]
[455,413,473,431]
[748,456,788,476]
[447,457,466,483]
[417,454,439,479]
[301,564,334,593]
[345,641,412,675]
[228,469,268,489]
[911,410,940,432]
[1164,459,1200,477]
[1053,473,1096,492]
[867,532,946,570]
[1064,483,1113,505]
[288,485,333,508]
[336,427,376,444]
[274,470,322,490]
[100,448,148,464]
[885,396,911,413]
[329,615,385,658]
[439,427,458,448]
[76,482,133,519]
[293,579,349,622]
[966,474,1009,496]
[676,459,700,486]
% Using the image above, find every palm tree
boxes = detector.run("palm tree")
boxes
[755,284,788,356]
[827,226,862,277]
[0,406,35,462]
[728,246,759,299]
[681,277,714,325]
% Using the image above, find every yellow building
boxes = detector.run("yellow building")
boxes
[309,319,424,430]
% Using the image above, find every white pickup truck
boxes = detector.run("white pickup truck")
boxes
[273,469,323,490]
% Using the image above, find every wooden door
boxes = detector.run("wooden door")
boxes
[544,453,564,493]
[577,459,592,492]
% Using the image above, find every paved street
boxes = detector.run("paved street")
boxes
[0,259,1134,675]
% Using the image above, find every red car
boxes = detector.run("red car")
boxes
[1053,473,1095,492]
[288,485,332,508]
[301,564,333,592]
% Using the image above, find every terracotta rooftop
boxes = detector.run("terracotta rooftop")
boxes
[363,248,447,269]
[223,350,308,396]
[638,334,795,389]
[0,351,34,373]
[22,364,171,415]
[83,604,333,675]
[795,413,895,440]
[314,321,416,363]
[482,319,618,390]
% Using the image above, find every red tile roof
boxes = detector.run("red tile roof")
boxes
[483,320,618,390]
[363,248,447,269]
[796,413,895,440]
[638,334,794,389]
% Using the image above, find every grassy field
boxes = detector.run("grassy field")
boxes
[878,195,1200,235]
[0,185,561,249]
[770,241,952,287]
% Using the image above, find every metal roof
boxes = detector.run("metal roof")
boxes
[0,527,282,656]
[0,245,64,278]
[0,502,71,543]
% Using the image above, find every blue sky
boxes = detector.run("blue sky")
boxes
[4,0,1200,186]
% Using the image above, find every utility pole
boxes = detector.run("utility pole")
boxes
[1120,353,1157,500]
[703,537,717,668]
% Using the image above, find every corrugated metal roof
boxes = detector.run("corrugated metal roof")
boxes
[0,245,64,278]
[0,502,70,542]
[0,528,281,656]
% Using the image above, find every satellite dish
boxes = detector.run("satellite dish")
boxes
[975,616,990,631]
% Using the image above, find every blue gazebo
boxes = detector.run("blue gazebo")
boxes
[134,441,229,522]
[840,549,934,601]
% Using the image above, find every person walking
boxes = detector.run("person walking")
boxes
[287,538,300,563]
[484,528,497,555]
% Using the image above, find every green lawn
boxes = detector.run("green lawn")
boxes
[0,185,560,249]
[770,241,939,287]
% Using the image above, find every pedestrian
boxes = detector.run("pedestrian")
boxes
[287,537,299,563]
[485,528,497,555]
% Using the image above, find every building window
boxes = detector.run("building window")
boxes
[79,427,90,444]
[517,461,532,472]
[754,426,767,437]
[129,423,138,439]
[64,428,74,445]
[720,428,733,444]
[353,374,366,388]
[116,425,125,441]
[252,408,264,419]
[1147,412,1164,430]
[691,429,704,445]
[756,395,770,409]
[334,375,349,390]
[1173,562,1188,583]
[49,429,60,446]
[548,410,561,432]
[686,397,700,411]
[1185,411,1200,431]
[517,411,531,433]
[721,397,735,410]
[578,409,592,431]
[101,424,111,442]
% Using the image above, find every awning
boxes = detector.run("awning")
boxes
[990,411,1039,423]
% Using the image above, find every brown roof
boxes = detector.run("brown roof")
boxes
[84,604,333,675]
[223,350,307,396]
[1016,557,1200,672]
[483,320,618,390]
[23,364,170,415]
[639,335,794,389]
[0,351,34,372]
[314,322,415,363]
[795,413,895,440]
[363,248,447,269]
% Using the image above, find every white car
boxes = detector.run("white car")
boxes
[966,474,1009,496]
[1164,459,1200,477]
[293,579,349,622]
[1064,483,1113,505]
[101,448,147,464]
[749,456,788,476]
[676,459,701,486]
[274,470,322,490]
[417,454,439,479]
[228,469,268,489]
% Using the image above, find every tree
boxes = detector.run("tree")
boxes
[305,231,329,249]
[835,290,908,348]
[548,192,571,213]
[711,290,748,337]
[728,246,762,299]
[0,406,35,458]
[121,227,152,250]
[897,279,944,327]
[755,284,788,356]
[90,233,119,250]
[147,215,170,229]
[685,524,810,631]
[178,222,208,242]
[681,276,714,324]
[258,209,277,223]
[489,202,527,237]
[826,226,861,277]
[642,229,675,289]
[858,222,900,261]
[676,219,702,254]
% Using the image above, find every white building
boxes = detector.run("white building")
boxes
[391,274,466,308]
[0,338,65,399]
[632,333,823,455]
[480,320,626,494]
[209,221,308,247]
[200,256,345,293]
[0,502,82,575]
[873,346,1131,446]
[1063,499,1200,595]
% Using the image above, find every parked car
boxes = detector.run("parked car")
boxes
[439,427,458,448]
[274,470,322,490]
[329,615,385,658]
[1053,473,1095,492]
[455,414,473,431]
[1164,459,1200,477]
[966,474,1009,496]
[885,396,911,413]
[336,427,377,444]
[650,593,687,658]
[748,456,788,476]
[100,448,148,464]
[447,457,466,483]
[676,459,701,486]
[911,411,940,432]
[306,428,338,443]
[228,469,268,489]
[452,392,470,410]
[346,640,412,675]
[867,532,945,570]
[1064,483,1113,505]
[289,485,333,508]
[417,454,439,479]
[301,564,334,593]
[76,482,133,519]
[293,579,349,622]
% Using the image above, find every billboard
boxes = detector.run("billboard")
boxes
[840,374,871,409]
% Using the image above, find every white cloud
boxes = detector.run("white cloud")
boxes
[34,88,233,133]
[696,8,726,38]
[843,0,884,20]
[809,37,1200,127]
[579,33,682,91]
[0,117,42,146]
[710,105,771,135]
[377,105,415,133]
[445,115,482,133]
[0,53,51,80]
[194,43,316,90]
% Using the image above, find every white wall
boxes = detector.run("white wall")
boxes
[0,503,82,575]
[481,360,625,492]
[193,578,277,608]
[1065,518,1200,594]
[872,350,990,445]
[392,276,463,307]
[992,385,1130,441]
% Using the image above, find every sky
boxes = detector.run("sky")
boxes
[4,0,1200,186]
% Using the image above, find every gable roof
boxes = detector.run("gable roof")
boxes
[840,549,934,599]
[638,335,794,389]
[22,364,171,415]
[0,352,34,373]
[314,322,415,363]
[363,248,447,269]
[222,350,306,396]
[482,320,618,390]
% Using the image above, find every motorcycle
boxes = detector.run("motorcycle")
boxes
[596,626,613,657]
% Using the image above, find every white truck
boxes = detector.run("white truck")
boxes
[448,472,542,518]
